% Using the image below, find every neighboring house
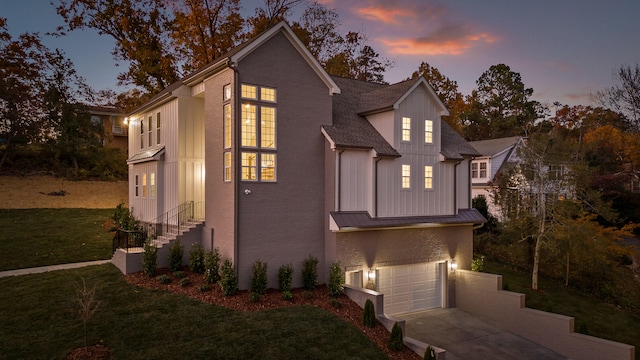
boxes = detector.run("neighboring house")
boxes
[122,22,484,315]
[87,105,128,152]
[469,136,525,218]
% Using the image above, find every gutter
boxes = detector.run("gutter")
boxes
[230,59,240,271]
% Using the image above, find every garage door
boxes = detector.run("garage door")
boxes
[377,262,442,315]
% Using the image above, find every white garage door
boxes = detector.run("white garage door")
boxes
[377,262,442,315]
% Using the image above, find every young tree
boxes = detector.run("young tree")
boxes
[464,64,542,140]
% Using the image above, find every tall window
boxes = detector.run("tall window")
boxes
[150,173,156,197]
[224,152,232,181]
[224,104,232,148]
[402,117,411,142]
[402,164,411,189]
[424,120,433,143]
[140,119,144,149]
[148,115,152,147]
[241,84,277,181]
[479,162,487,178]
[156,113,161,145]
[142,174,147,197]
[135,175,139,197]
[424,166,433,189]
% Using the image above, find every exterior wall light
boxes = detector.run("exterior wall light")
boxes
[450,259,458,271]
[244,189,252,195]
[366,267,376,290]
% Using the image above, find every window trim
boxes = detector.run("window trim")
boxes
[142,173,147,198]
[134,175,139,197]
[424,165,433,189]
[401,164,411,189]
[223,152,232,182]
[156,113,161,145]
[150,173,156,198]
[148,115,152,147]
[424,119,433,144]
[401,117,411,142]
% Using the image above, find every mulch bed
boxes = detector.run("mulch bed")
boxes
[124,268,421,360]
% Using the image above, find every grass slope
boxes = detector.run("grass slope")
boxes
[483,260,640,359]
[0,264,387,359]
[0,208,114,271]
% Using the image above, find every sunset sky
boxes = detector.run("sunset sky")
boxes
[4,0,640,108]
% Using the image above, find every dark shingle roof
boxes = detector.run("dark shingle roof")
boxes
[469,136,521,157]
[357,78,419,115]
[323,77,400,157]
[330,208,487,230]
[441,121,482,160]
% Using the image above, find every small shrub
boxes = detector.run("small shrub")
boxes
[388,322,404,352]
[363,299,376,328]
[220,258,238,296]
[251,260,268,295]
[142,241,158,277]
[172,270,186,279]
[328,262,344,297]
[330,298,342,308]
[301,254,318,290]
[249,292,261,302]
[471,255,485,272]
[180,278,191,287]
[424,345,436,360]
[302,290,313,299]
[204,248,221,284]
[168,239,184,272]
[278,263,294,293]
[198,284,211,292]
[157,274,171,284]
[282,291,293,301]
[189,243,205,273]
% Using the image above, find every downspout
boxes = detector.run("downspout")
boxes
[336,149,344,211]
[229,60,240,268]
[374,157,382,217]
[468,157,475,208]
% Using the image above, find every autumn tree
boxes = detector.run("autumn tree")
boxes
[246,0,305,37]
[411,62,467,133]
[56,0,179,94]
[169,0,245,73]
[595,64,640,130]
[0,18,49,169]
[463,64,542,140]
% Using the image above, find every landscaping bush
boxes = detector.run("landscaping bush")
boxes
[189,243,205,274]
[180,278,191,287]
[157,274,171,284]
[168,239,184,272]
[301,254,318,290]
[282,291,293,301]
[424,345,436,360]
[142,241,158,277]
[204,248,221,284]
[198,284,210,292]
[249,292,261,302]
[328,262,344,297]
[278,263,293,292]
[251,260,268,295]
[388,322,404,352]
[172,270,186,279]
[330,298,342,308]
[220,258,238,296]
[112,203,141,231]
[363,299,376,328]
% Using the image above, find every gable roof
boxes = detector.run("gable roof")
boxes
[323,76,478,159]
[469,136,521,158]
[131,22,339,116]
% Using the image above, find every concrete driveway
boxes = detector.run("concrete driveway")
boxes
[396,308,568,360]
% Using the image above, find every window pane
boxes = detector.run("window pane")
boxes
[241,152,257,180]
[135,175,139,197]
[479,162,487,178]
[241,84,257,99]
[261,107,276,148]
[223,84,232,101]
[156,113,161,145]
[224,152,232,181]
[224,104,232,148]
[241,104,256,147]
[261,153,276,181]
[424,120,433,143]
[472,163,478,178]
[142,174,147,197]
[148,116,152,146]
[424,166,433,189]
[150,173,155,197]
[261,87,276,102]
[402,117,411,142]
[402,164,411,189]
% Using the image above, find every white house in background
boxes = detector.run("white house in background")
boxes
[469,136,525,217]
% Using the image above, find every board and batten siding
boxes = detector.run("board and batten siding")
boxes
[339,150,374,213]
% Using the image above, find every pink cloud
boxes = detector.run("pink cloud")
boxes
[357,6,415,24]
[380,24,496,56]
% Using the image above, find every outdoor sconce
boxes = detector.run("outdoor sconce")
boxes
[366,267,376,290]
[450,259,458,271]
[244,189,252,195]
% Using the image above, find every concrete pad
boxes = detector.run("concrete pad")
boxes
[397,308,567,360]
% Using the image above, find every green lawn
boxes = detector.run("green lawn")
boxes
[0,208,114,271]
[483,260,640,359]
[0,264,387,359]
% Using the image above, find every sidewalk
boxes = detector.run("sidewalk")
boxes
[0,260,111,278]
